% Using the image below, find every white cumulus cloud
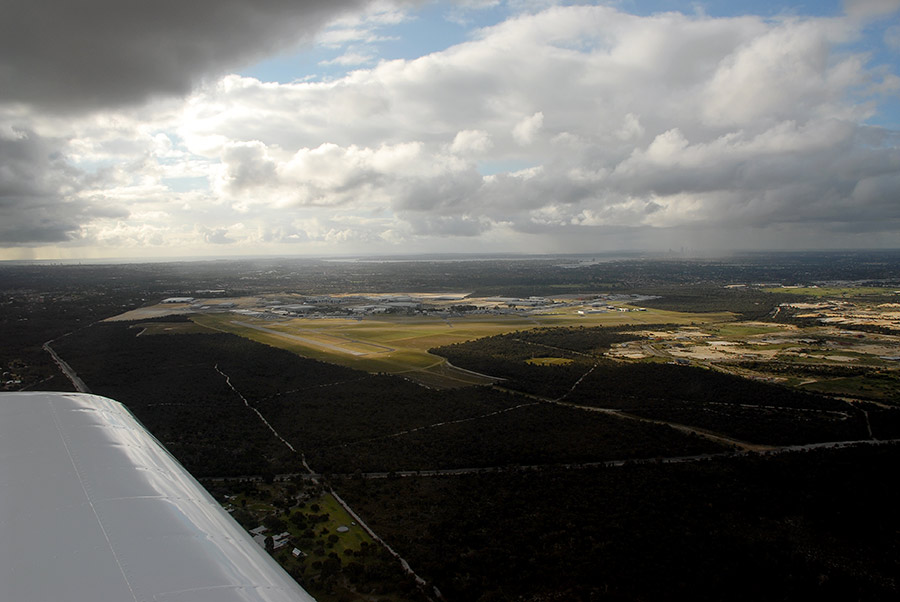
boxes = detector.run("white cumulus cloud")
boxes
[2,2,900,257]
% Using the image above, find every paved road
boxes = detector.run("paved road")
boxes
[204,437,900,483]
[494,382,769,452]
[43,339,91,393]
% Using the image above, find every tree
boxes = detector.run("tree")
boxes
[263,514,286,533]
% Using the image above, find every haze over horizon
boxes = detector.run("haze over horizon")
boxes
[2,0,899,261]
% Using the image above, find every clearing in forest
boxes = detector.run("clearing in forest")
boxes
[192,306,731,388]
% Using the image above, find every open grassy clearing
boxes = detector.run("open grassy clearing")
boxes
[230,489,375,558]
[193,307,733,387]
[705,322,787,337]
[220,485,420,601]
[764,286,897,297]
[800,375,900,402]
[526,357,575,366]
[307,492,372,555]
[134,321,217,335]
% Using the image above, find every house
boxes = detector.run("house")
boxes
[273,531,292,550]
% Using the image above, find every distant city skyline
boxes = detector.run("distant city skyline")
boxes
[2,0,899,261]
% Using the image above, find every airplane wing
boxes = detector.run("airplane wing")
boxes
[0,391,316,602]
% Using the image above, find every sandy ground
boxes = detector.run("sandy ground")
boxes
[608,315,900,366]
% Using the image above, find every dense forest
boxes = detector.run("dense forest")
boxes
[306,402,725,473]
[432,327,886,446]
[631,284,788,318]
[335,445,900,601]
[50,320,726,476]
[5,253,900,601]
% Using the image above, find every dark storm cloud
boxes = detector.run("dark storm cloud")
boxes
[0,129,126,244]
[0,0,375,112]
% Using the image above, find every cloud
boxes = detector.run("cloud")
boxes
[213,138,481,216]
[0,0,381,112]
[203,227,237,245]
[319,50,377,67]
[452,0,501,8]
[700,20,848,127]
[0,128,128,245]
[2,3,900,257]
[317,0,410,50]
[443,0,502,26]
[450,129,493,154]
[219,141,278,193]
[512,112,544,145]
[843,0,900,19]
[135,6,900,250]
[403,213,491,236]
[886,24,900,49]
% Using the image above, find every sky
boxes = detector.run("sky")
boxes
[1,0,899,261]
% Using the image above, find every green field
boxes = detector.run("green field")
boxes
[231,488,374,555]
[704,323,786,337]
[193,306,733,387]
[224,486,407,601]
[764,286,897,297]
[526,357,575,366]
[800,374,900,402]
[135,321,217,335]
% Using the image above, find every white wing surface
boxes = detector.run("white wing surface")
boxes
[0,391,316,602]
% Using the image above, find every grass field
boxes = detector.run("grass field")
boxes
[228,487,385,600]
[764,286,898,297]
[705,323,786,337]
[526,357,575,366]
[134,321,217,335]
[233,489,373,554]
[800,375,900,402]
[192,306,733,387]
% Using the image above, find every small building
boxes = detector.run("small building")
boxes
[384,302,422,309]
[271,304,316,315]
[272,531,292,550]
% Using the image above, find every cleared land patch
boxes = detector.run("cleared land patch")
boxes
[231,320,389,356]
[192,307,731,387]
[134,321,217,335]
[608,319,900,380]
[526,357,575,366]
[764,286,897,298]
